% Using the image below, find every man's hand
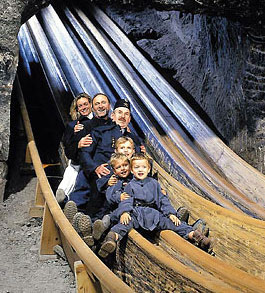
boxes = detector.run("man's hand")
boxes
[74,121,84,132]
[169,214,181,226]
[120,212,131,225]
[95,163,110,178]
[78,134,93,148]
[108,174,118,186]
[120,192,130,201]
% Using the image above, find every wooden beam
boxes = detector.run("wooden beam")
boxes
[40,202,61,255]
[74,261,99,293]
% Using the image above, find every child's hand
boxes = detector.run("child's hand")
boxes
[169,214,181,226]
[120,212,131,225]
[108,174,118,186]
[120,192,130,201]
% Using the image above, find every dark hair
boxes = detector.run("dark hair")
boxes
[92,93,110,105]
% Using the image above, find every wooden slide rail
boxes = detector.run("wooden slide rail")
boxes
[56,2,265,219]
[87,3,265,208]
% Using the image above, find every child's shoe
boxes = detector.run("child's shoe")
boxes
[98,231,117,258]
[192,229,213,252]
[93,215,111,240]
[63,201,77,224]
[78,214,94,247]
[192,219,209,237]
[177,206,189,222]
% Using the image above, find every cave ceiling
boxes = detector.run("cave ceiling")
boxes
[20,0,265,29]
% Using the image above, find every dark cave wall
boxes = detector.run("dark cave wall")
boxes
[0,0,52,200]
[103,4,265,173]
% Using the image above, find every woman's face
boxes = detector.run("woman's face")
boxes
[76,97,92,117]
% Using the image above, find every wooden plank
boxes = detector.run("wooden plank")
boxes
[40,202,61,255]
[25,143,32,163]
[74,261,99,293]
[29,206,44,217]
[35,180,45,207]
[59,230,80,272]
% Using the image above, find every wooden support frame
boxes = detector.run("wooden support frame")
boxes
[29,179,45,218]
[25,143,32,164]
[40,202,61,255]
[74,261,100,293]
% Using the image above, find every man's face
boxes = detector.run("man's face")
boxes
[113,159,130,178]
[76,97,92,117]
[111,107,131,129]
[92,95,110,119]
[131,159,150,180]
[115,141,135,159]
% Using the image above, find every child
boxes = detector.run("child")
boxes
[92,138,135,240]
[98,153,213,258]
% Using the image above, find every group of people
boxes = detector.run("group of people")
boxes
[57,92,214,258]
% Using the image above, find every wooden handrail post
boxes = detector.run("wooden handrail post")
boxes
[29,179,45,218]
[25,143,32,164]
[40,202,61,256]
[74,261,99,293]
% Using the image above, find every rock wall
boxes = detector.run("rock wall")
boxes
[103,4,265,173]
[0,0,52,201]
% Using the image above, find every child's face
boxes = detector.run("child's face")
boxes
[116,141,135,158]
[131,159,150,180]
[113,159,131,178]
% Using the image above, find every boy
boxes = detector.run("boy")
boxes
[92,137,135,240]
[98,153,213,258]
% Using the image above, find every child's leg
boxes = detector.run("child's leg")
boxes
[158,214,213,252]
[98,218,135,258]
[56,161,80,203]
[158,214,194,238]
[93,214,111,240]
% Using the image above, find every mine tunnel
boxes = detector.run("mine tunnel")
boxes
[2,0,265,292]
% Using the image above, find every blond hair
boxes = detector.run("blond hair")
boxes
[69,93,92,120]
[130,153,152,168]
[110,153,129,169]
[114,136,135,150]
